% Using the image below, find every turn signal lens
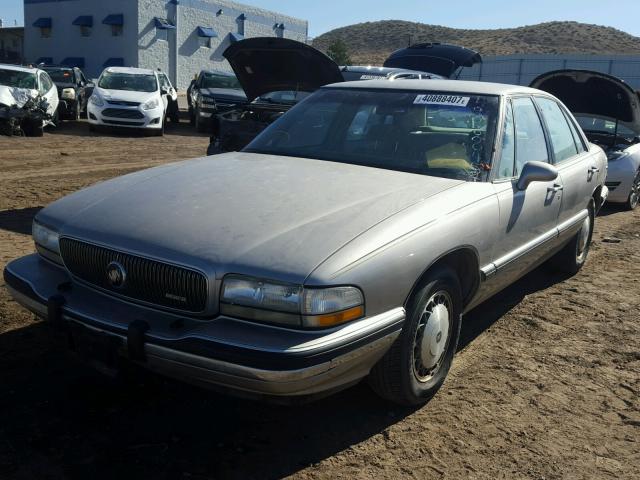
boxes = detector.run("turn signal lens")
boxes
[302,305,365,328]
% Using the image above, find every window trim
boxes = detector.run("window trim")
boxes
[491,96,517,183]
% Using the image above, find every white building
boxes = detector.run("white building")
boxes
[24,0,308,88]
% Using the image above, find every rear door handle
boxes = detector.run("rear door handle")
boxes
[548,184,564,193]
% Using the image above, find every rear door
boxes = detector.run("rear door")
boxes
[534,96,595,236]
[484,96,562,291]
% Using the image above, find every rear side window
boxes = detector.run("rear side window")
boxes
[495,100,515,179]
[512,97,549,175]
[535,97,579,163]
[561,108,587,153]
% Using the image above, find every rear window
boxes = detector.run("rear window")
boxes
[43,68,74,83]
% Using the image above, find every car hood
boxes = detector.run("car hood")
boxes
[94,86,157,103]
[199,87,247,102]
[530,69,640,135]
[223,37,344,102]
[0,86,37,108]
[37,152,463,284]
[383,43,482,78]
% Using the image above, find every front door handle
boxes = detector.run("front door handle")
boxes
[548,184,564,193]
[588,166,600,174]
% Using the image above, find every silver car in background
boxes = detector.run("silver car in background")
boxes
[4,80,607,405]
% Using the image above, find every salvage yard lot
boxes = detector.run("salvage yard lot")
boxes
[0,121,639,479]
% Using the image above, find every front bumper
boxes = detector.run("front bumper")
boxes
[4,254,404,399]
[87,103,164,130]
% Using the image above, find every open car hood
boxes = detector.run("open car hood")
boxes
[530,70,640,135]
[223,37,344,102]
[383,43,482,78]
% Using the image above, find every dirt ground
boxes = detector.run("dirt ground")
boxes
[0,119,638,480]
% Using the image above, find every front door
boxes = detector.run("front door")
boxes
[482,96,562,297]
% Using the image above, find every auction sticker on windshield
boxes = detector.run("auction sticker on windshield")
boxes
[414,94,470,107]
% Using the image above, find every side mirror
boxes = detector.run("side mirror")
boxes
[161,86,170,95]
[516,161,558,191]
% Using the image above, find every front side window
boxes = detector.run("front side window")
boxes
[535,97,578,163]
[0,69,37,89]
[98,72,158,92]
[246,89,500,181]
[512,97,549,175]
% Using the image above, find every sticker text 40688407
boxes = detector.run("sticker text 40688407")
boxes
[413,94,471,107]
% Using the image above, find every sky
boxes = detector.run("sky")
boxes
[1,0,639,38]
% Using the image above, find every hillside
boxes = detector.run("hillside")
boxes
[312,21,640,65]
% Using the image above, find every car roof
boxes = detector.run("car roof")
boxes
[0,63,41,74]
[103,66,158,76]
[326,78,545,96]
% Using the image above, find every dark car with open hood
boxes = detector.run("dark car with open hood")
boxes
[531,70,640,209]
[188,70,247,132]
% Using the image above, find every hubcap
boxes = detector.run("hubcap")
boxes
[413,291,452,383]
[576,216,591,260]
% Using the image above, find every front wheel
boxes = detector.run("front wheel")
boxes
[368,266,462,406]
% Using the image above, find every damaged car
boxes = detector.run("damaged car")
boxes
[0,63,59,136]
[188,70,247,132]
[5,79,608,405]
[531,70,640,209]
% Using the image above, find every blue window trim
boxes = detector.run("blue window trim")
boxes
[154,17,176,30]
[72,16,93,27]
[102,14,123,26]
[197,26,217,38]
[33,17,52,28]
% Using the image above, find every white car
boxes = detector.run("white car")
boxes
[87,67,176,136]
[0,63,59,136]
[531,70,640,210]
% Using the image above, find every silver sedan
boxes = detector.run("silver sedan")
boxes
[4,79,608,405]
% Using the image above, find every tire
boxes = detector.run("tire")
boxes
[548,202,594,275]
[189,107,195,125]
[23,119,44,137]
[626,170,640,211]
[368,266,463,406]
[89,124,96,133]
[195,108,207,133]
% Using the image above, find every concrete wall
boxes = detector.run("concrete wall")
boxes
[138,0,308,88]
[24,0,138,79]
[459,54,640,90]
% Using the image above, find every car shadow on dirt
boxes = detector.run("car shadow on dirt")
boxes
[0,207,41,235]
[0,262,571,480]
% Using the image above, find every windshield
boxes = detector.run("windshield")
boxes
[575,115,636,139]
[201,72,242,90]
[98,71,158,92]
[0,69,37,89]
[256,91,311,105]
[43,68,74,84]
[246,89,500,181]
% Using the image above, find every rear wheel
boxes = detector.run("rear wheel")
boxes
[626,170,640,210]
[548,202,594,275]
[368,266,462,406]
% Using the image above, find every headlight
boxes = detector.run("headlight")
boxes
[89,94,103,107]
[220,275,365,328]
[61,88,76,100]
[32,221,62,264]
[142,98,160,110]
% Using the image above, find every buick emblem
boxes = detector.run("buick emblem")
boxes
[106,261,126,288]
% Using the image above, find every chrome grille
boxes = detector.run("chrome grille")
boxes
[102,108,144,119]
[59,238,207,313]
